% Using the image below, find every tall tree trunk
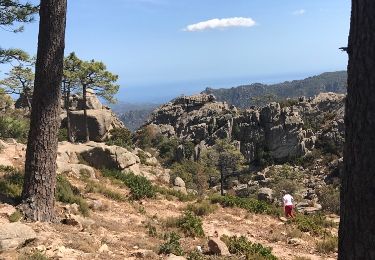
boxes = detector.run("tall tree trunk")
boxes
[82,84,90,142]
[21,0,67,222]
[64,84,72,142]
[338,1,375,259]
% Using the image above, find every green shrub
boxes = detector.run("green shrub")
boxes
[293,214,333,235]
[156,186,197,202]
[222,235,277,260]
[0,115,29,143]
[177,211,204,238]
[254,146,274,167]
[317,185,340,214]
[170,161,206,190]
[279,98,299,109]
[102,169,155,200]
[268,165,303,196]
[137,150,148,165]
[210,194,278,215]
[56,175,89,216]
[159,232,184,256]
[145,222,157,237]
[0,166,24,201]
[157,137,179,164]
[187,250,205,260]
[58,128,68,142]
[106,127,133,149]
[9,210,23,222]
[18,251,50,260]
[315,138,342,156]
[316,235,338,254]
[135,125,159,150]
[186,200,217,216]
[85,181,126,201]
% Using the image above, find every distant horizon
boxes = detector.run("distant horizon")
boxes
[115,69,347,104]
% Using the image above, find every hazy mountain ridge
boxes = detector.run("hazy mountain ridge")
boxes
[202,71,347,108]
[111,103,160,131]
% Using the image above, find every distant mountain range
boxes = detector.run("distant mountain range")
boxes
[111,103,160,132]
[115,71,347,131]
[202,71,347,108]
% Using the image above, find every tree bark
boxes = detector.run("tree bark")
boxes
[21,0,67,222]
[338,1,375,259]
[63,82,72,142]
[82,84,90,142]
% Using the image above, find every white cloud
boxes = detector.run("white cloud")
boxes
[184,17,256,32]
[293,9,306,16]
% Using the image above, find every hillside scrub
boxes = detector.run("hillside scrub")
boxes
[316,185,340,214]
[101,169,155,200]
[222,235,278,260]
[159,232,184,256]
[293,214,334,235]
[210,194,279,215]
[0,113,29,143]
[155,186,197,202]
[0,166,24,202]
[105,127,133,149]
[56,175,89,216]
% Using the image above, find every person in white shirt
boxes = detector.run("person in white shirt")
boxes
[282,191,295,218]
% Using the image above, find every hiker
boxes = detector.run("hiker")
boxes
[282,191,295,218]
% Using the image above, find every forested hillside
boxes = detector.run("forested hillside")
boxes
[203,71,347,108]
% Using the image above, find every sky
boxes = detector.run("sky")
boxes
[0,0,351,103]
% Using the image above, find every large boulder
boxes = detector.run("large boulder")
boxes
[257,188,274,203]
[81,145,139,170]
[66,109,124,142]
[208,237,230,256]
[0,223,36,251]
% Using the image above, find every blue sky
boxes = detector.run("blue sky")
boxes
[1,0,351,103]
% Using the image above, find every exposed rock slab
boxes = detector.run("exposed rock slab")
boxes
[0,223,36,251]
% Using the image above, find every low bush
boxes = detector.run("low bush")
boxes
[222,235,277,260]
[210,194,279,215]
[8,210,23,222]
[85,181,126,201]
[0,114,29,143]
[106,127,133,149]
[145,222,157,237]
[56,175,89,216]
[177,211,204,238]
[156,186,197,202]
[159,232,184,256]
[293,214,333,235]
[316,235,338,254]
[316,185,340,214]
[186,250,205,260]
[18,251,49,260]
[58,128,68,142]
[170,160,210,194]
[186,200,217,216]
[0,166,24,202]
[101,169,155,200]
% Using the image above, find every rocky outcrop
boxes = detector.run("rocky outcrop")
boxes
[0,223,36,251]
[142,94,319,163]
[61,89,124,142]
